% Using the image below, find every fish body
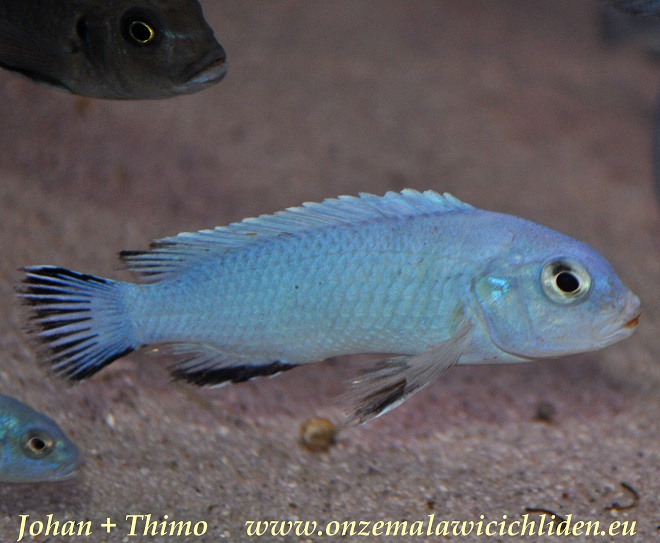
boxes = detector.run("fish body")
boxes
[602,2,660,203]
[20,190,640,422]
[0,0,226,99]
[608,0,660,16]
[0,394,80,482]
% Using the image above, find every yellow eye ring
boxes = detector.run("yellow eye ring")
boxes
[129,20,155,44]
[541,259,591,304]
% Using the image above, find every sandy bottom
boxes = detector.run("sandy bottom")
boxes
[0,1,658,541]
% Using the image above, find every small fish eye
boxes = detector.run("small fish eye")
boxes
[129,20,155,44]
[541,259,591,304]
[21,430,54,458]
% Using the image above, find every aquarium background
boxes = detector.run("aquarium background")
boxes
[0,1,657,541]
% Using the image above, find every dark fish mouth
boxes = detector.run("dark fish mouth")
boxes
[186,53,227,86]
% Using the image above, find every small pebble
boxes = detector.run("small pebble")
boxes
[300,417,336,452]
[535,401,556,423]
[104,412,116,429]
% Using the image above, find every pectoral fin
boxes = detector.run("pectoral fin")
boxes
[343,320,472,425]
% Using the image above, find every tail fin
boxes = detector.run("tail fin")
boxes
[18,266,137,380]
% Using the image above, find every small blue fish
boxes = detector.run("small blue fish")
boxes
[19,190,640,423]
[0,394,80,482]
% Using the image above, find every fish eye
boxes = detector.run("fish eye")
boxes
[21,430,55,459]
[121,9,160,46]
[541,259,591,304]
[129,20,155,44]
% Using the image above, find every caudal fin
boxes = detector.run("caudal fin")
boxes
[18,266,137,380]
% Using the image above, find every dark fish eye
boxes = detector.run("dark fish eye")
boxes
[129,20,155,44]
[541,259,591,304]
[21,430,55,458]
[121,9,160,47]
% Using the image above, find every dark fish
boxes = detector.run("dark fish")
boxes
[608,0,660,16]
[603,2,660,203]
[0,0,227,99]
[599,7,660,56]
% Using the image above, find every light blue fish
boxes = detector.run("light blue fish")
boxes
[0,394,80,482]
[19,190,640,423]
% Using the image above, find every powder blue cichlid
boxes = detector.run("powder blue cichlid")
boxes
[19,190,641,423]
[0,394,80,482]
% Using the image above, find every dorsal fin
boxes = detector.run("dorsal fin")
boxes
[120,190,474,282]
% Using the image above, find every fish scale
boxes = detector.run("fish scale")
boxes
[19,190,640,423]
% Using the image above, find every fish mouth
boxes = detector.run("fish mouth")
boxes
[54,455,83,481]
[57,466,79,480]
[623,314,640,329]
[596,293,641,346]
[185,51,228,87]
[50,444,83,481]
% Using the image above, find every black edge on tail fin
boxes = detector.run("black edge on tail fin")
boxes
[18,266,137,380]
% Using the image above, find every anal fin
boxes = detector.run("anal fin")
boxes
[157,343,298,387]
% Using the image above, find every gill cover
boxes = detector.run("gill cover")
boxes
[474,275,536,357]
[474,255,607,358]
